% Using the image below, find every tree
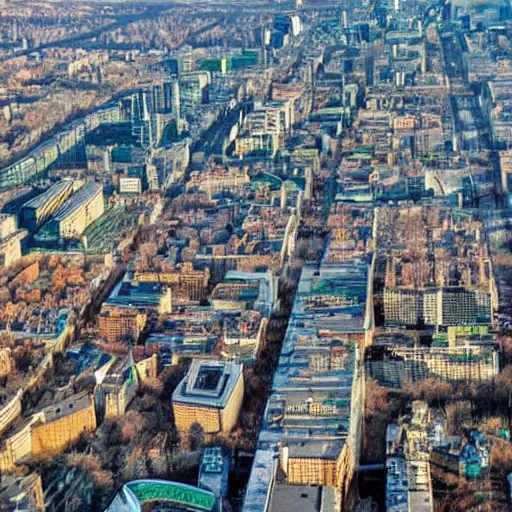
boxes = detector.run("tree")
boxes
[405,378,453,407]
[189,422,205,452]
[123,446,149,481]
[365,379,391,417]
[120,411,147,443]
[363,379,397,462]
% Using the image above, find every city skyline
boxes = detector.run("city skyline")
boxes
[0,1,511,511]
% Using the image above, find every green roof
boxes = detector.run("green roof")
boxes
[347,153,373,160]
[251,172,282,190]
[316,107,344,115]
[125,480,217,511]
[283,179,299,190]
[353,145,374,153]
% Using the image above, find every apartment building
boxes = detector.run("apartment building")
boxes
[380,208,496,328]
[366,344,499,387]
[134,263,210,304]
[0,392,96,471]
[384,287,493,327]
[186,166,251,195]
[98,305,148,343]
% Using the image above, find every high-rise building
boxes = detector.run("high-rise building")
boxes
[179,72,211,107]
[178,45,194,74]
[172,359,244,439]
[130,84,180,147]
[151,81,180,115]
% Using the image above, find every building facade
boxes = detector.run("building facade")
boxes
[50,182,104,240]
[98,305,147,343]
[172,359,244,438]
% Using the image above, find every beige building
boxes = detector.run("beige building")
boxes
[186,166,251,195]
[0,215,27,268]
[0,393,96,471]
[50,182,104,240]
[98,305,147,343]
[0,417,39,472]
[234,133,278,158]
[172,359,244,439]
[282,443,341,486]
[31,393,97,455]
[134,263,210,303]
[0,389,23,437]
[0,348,14,380]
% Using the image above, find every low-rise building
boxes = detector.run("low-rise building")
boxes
[134,263,210,304]
[0,390,23,437]
[242,447,279,512]
[211,270,279,316]
[222,310,267,362]
[0,473,45,511]
[95,355,139,419]
[106,480,221,512]
[105,278,172,314]
[198,447,230,499]
[431,430,490,479]
[30,392,97,456]
[0,392,96,471]
[119,177,142,195]
[186,166,251,196]
[386,402,438,512]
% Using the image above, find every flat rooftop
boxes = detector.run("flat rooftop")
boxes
[172,359,242,409]
[242,448,278,512]
[36,391,91,423]
[257,261,364,446]
[105,279,168,309]
[269,485,321,512]
[198,447,229,499]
